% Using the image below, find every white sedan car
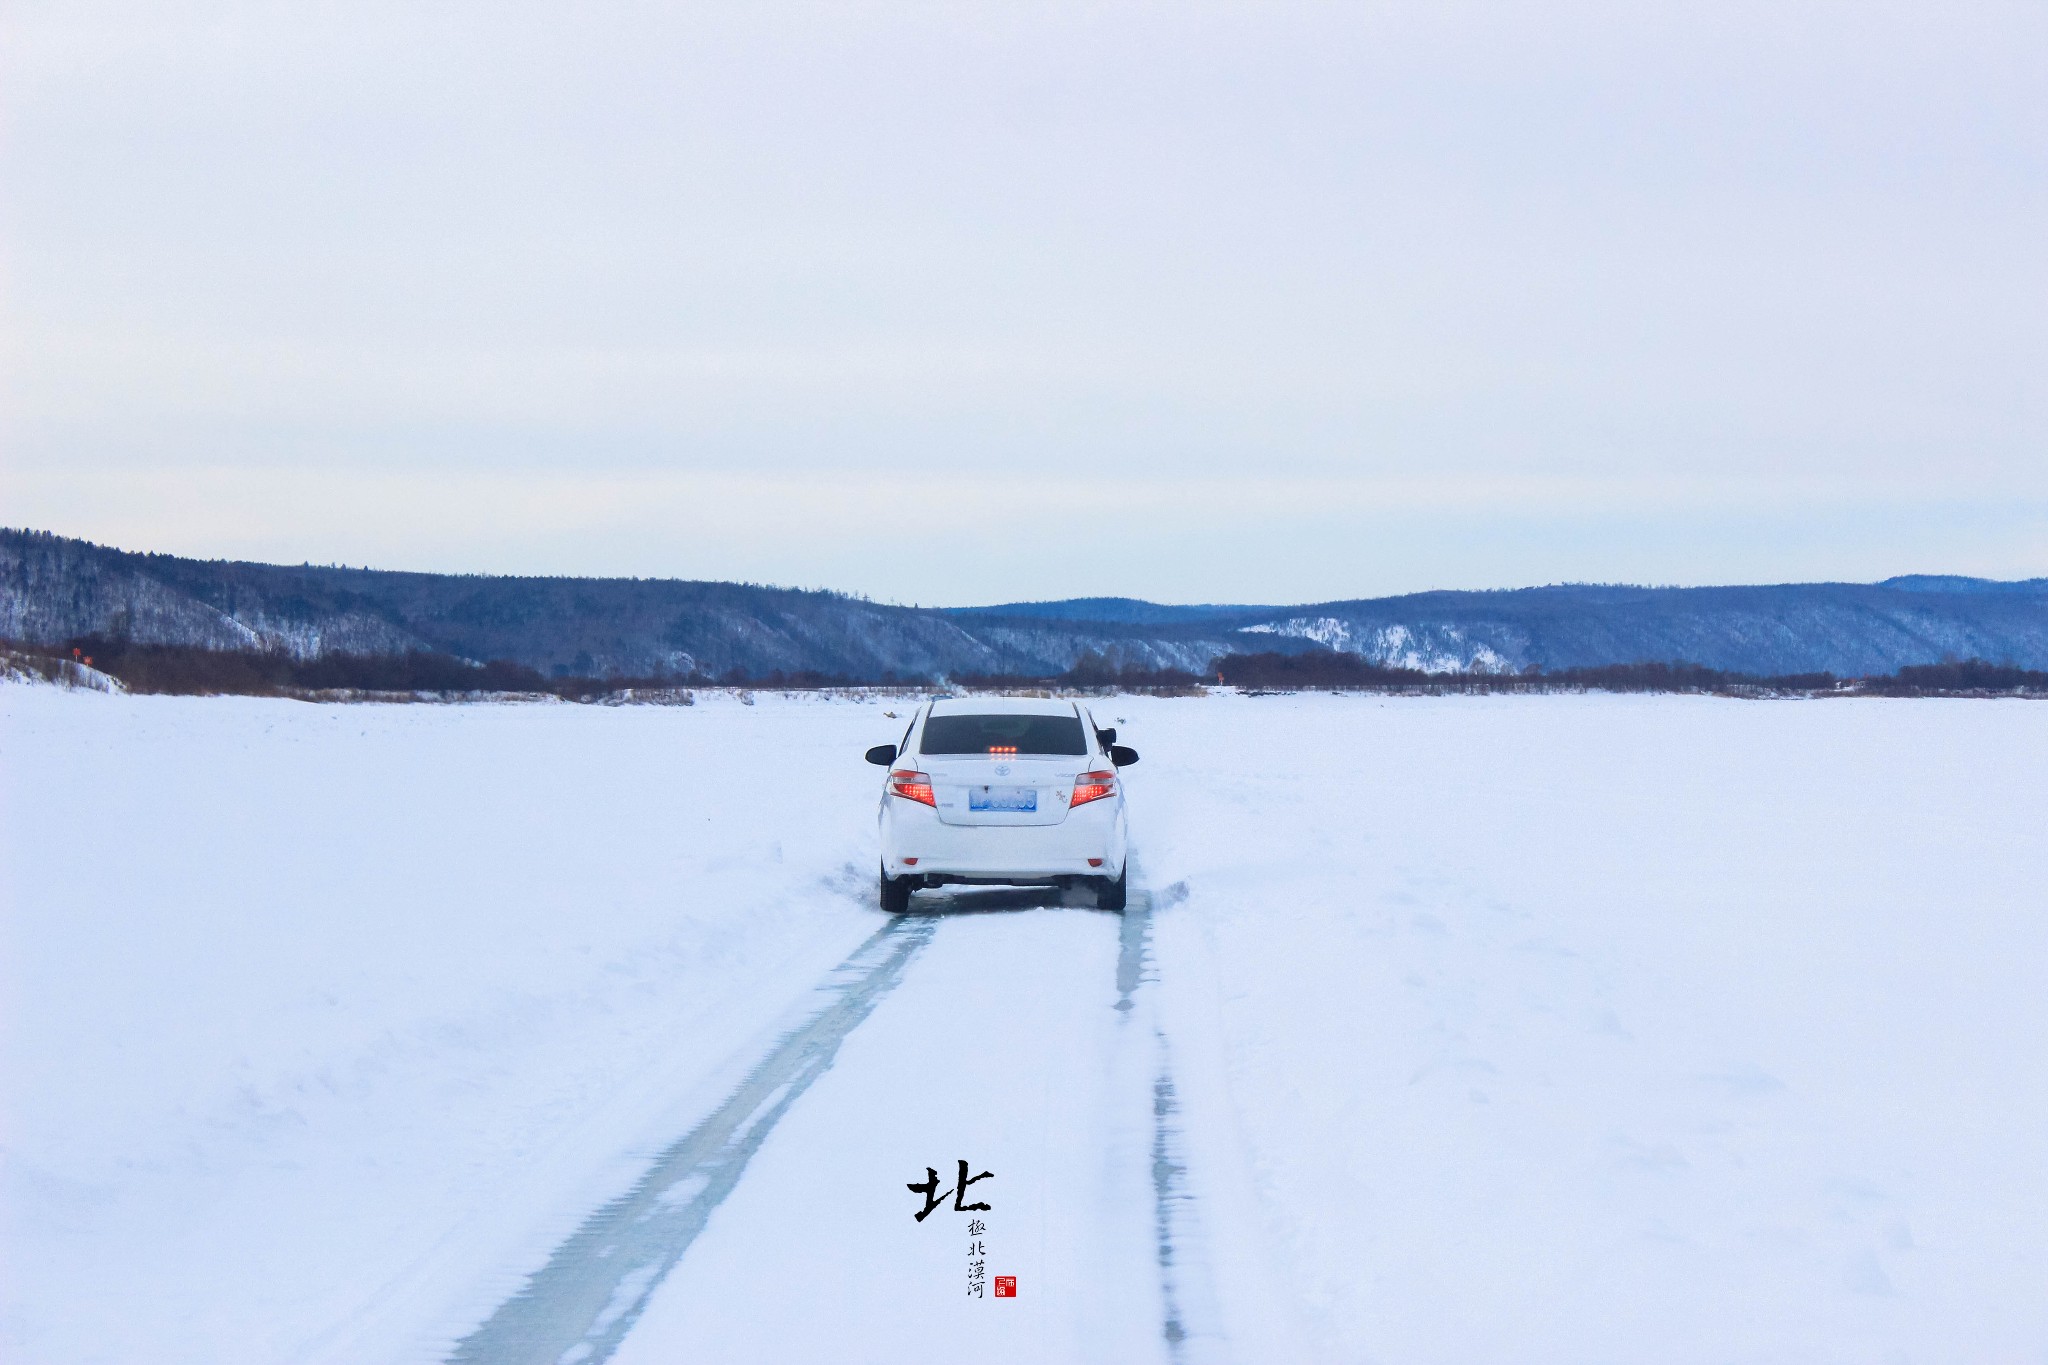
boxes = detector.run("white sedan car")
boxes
[866,697,1139,912]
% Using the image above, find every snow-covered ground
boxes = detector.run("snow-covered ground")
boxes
[3,684,2044,1363]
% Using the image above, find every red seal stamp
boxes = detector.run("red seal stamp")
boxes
[993,1276,1016,1298]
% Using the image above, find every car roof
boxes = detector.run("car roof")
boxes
[927,696,1078,717]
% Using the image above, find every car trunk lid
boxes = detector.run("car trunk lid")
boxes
[921,756,1078,826]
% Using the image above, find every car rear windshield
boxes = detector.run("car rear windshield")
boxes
[920,712,1088,756]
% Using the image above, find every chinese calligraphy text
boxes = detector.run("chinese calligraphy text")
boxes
[905,1159,994,1223]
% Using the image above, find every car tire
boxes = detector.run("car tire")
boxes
[1094,867,1128,911]
[879,867,912,914]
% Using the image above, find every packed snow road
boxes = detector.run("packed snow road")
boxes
[449,914,942,1365]
[451,894,1185,1365]
[5,686,2048,1363]
[598,893,1172,1365]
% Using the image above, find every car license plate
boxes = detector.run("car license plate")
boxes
[969,785,1037,812]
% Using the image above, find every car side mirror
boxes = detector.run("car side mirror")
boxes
[1095,726,1117,747]
[1108,744,1139,767]
[865,744,898,766]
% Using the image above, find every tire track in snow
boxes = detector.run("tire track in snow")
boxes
[447,913,938,1365]
[1118,882,1223,1363]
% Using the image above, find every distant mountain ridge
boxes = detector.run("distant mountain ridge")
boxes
[1877,574,2048,595]
[962,580,2048,675]
[5,529,2045,680]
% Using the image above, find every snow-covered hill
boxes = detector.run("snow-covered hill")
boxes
[6,528,2046,679]
[1208,578,2048,674]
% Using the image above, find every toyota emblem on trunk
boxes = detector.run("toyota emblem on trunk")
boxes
[993,764,1011,777]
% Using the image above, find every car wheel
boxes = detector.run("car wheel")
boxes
[879,867,912,914]
[1094,867,1128,911]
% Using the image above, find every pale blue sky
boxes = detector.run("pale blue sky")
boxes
[3,1,2043,603]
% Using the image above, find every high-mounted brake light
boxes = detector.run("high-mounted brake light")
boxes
[1070,770,1117,807]
[889,769,936,807]
[987,745,1018,755]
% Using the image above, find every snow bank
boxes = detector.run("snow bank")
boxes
[1128,691,2048,1362]
[0,650,125,693]
[1,686,902,1363]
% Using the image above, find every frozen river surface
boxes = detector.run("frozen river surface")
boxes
[3,686,2045,1363]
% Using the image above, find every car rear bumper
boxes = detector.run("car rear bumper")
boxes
[881,796,1126,880]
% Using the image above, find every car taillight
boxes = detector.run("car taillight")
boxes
[1070,770,1117,806]
[889,770,936,806]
